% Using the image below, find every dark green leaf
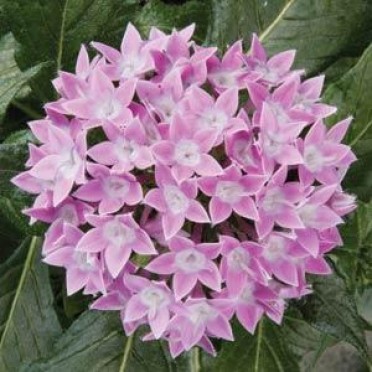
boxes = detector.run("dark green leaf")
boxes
[0,33,43,121]
[323,43,372,200]
[24,311,192,372]
[203,318,299,372]
[0,130,38,239]
[283,308,336,371]
[261,0,372,77]
[295,274,369,362]
[0,237,62,371]
[3,0,142,101]
[205,0,286,49]
[332,202,372,291]
[357,288,372,325]
[324,42,372,146]
[135,0,212,44]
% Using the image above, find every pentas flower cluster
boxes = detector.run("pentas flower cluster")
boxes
[13,23,357,357]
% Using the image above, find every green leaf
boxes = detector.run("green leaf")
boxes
[135,0,212,44]
[203,318,299,372]
[357,288,372,325]
[205,0,286,49]
[324,42,372,146]
[295,274,369,362]
[260,0,372,77]
[0,130,38,240]
[283,309,336,371]
[0,237,62,371]
[332,202,372,291]
[323,43,372,200]
[24,311,191,372]
[3,0,142,101]
[0,33,42,121]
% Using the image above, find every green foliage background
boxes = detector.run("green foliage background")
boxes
[0,0,371,371]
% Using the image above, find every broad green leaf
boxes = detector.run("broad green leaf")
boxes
[0,237,62,371]
[24,311,192,372]
[3,0,142,101]
[283,309,336,371]
[324,42,372,146]
[0,130,38,240]
[323,44,372,200]
[205,0,286,48]
[357,288,372,325]
[295,274,369,362]
[0,33,42,121]
[261,0,372,76]
[135,0,212,44]
[203,318,299,372]
[332,202,372,291]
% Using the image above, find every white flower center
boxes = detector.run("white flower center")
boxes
[263,235,285,262]
[174,140,201,167]
[140,287,168,309]
[227,247,250,271]
[57,204,79,225]
[114,139,138,163]
[255,64,279,84]
[233,140,255,167]
[239,283,255,303]
[189,302,216,324]
[261,188,284,214]
[96,97,121,119]
[58,148,81,179]
[216,181,243,203]
[73,251,95,271]
[298,204,317,227]
[119,55,145,78]
[212,71,237,88]
[103,219,135,246]
[164,185,189,214]
[103,176,130,198]
[304,145,325,172]
[201,109,227,132]
[175,249,206,273]
[156,96,176,120]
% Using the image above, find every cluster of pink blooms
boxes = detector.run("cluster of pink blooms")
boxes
[13,23,357,357]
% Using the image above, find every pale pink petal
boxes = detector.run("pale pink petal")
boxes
[210,197,232,224]
[88,142,117,165]
[162,213,185,240]
[53,176,75,206]
[198,264,221,291]
[77,228,106,252]
[305,256,332,275]
[233,196,259,221]
[173,272,197,300]
[273,261,299,286]
[73,180,103,202]
[275,208,304,229]
[145,253,175,275]
[150,309,169,339]
[144,189,166,212]
[66,268,88,295]
[216,87,238,116]
[186,200,210,223]
[207,315,233,341]
[194,155,223,177]
[236,304,263,334]
[104,245,131,278]
[124,296,148,322]
[152,141,175,165]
